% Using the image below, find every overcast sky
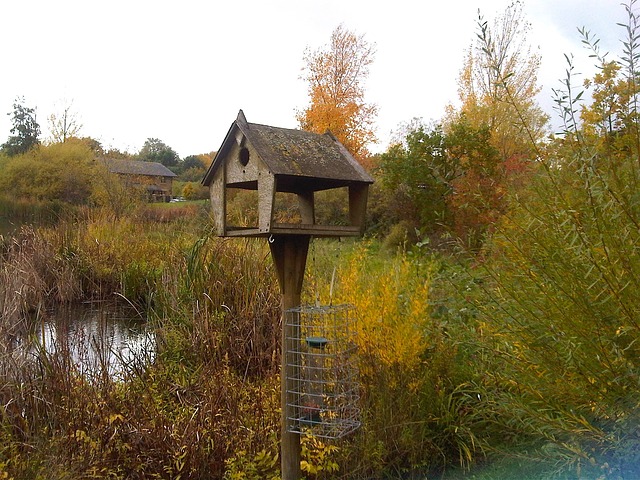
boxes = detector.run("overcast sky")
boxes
[0,1,627,158]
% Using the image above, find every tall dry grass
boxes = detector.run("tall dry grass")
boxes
[0,225,84,352]
[0,216,286,479]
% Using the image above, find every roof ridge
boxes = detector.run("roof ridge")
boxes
[103,158,177,177]
[202,110,373,187]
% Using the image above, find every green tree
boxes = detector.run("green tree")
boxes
[0,141,96,203]
[378,120,455,236]
[2,97,41,156]
[138,138,179,167]
[181,154,206,171]
[174,154,210,180]
[297,24,377,166]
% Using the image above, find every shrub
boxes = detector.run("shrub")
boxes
[456,3,640,475]
[0,142,96,204]
[312,241,484,476]
[471,152,640,475]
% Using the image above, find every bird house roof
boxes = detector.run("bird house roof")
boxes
[202,110,373,192]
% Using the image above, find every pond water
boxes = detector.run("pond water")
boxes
[20,302,155,380]
[1,208,156,380]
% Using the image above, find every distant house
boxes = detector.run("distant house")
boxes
[104,159,177,202]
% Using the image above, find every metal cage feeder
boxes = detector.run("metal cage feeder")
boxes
[284,304,360,439]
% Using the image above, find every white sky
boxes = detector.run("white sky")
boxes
[0,0,626,158]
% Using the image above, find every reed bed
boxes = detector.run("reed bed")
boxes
[0,214,289,479]
[0,212,465,479]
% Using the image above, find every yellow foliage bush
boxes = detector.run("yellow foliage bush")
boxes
[307,242,485,475]
[320,241,431,373]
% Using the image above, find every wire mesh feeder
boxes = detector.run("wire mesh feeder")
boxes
[284,304,360,439]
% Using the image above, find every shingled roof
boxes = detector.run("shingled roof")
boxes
[104,159,177,178]
[202,110,373,192]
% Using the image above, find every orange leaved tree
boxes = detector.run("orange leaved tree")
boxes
[297,24,377,167]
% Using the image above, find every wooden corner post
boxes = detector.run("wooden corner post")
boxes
[269,235,310,480]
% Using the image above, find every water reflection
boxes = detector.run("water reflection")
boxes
[34,302,155,380]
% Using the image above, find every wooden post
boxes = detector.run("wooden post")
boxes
[269,235,310,480]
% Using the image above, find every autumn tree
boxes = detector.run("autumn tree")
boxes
[297,24,377,166]
[445,114,505,249]
[104,146,135,160]
[376,116,503,249]
[577,4,640,162]
[2,97,40,156]
[449,2,548,160]
[75,136,105,155]
[425,3,548,249]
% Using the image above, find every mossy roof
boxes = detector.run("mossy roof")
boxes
[202,110,373,190]
[104,159,177,177]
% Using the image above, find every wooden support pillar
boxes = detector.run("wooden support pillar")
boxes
[269,235,310,480]
[297,191,315,225]
[349,184,369,235]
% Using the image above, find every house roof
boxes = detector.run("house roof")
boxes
[104,159,177,178]
[202,110,373,190]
